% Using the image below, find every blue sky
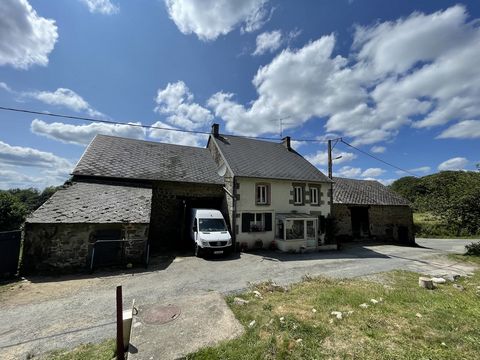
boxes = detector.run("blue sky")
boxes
[1,0,479,189]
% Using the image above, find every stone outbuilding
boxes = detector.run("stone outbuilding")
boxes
[332,177,414,244]
[23,181,152,272]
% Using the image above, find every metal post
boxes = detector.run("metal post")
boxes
[116,285,125,360]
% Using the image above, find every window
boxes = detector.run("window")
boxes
[198,218,227,232]
[294,186,303,204]
[256,183,269,205]
[310,187,319,205]
[241,212,273,232]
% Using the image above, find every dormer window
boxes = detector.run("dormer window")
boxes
[256,183,270,205]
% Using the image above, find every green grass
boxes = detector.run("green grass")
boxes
[43,339,115,360]
[188,265,480,359]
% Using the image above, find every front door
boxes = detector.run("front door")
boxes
[305,220,317,248]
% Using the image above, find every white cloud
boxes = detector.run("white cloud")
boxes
[370,145,385,154]
[305,150,357,167]
[361,167,385,177]
[0,82,13,92]
[0,140,72,172]
[253,30,282,56]
[80,0,119,15]
[335,166,362,178]
[438,157,468,171]
[165,0,270,41]
[0,0,58,69]
[31,119,146,145]
[206,5,480,146]
[148,121,208,147]
[154,81,213,130]
[29,88,104,117]
[437,120,480,139]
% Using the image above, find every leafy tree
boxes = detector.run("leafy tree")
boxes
[0,192,28,231]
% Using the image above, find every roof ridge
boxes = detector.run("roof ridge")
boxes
[93,133,209,151]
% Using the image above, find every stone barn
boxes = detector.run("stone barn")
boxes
[332,177,414,244]
[23,134,225,271]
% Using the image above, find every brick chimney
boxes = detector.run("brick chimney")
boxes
[282,136,291,150]
[211,123,219,137]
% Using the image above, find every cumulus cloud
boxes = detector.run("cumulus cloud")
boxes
[154,81,213,130]
[253,30,282,56]
[0,0,58,69]
[165,0,270,41]
[335,166,362,178]
[438,157,469,171]
[0,140,72,172]
[305,150,357,168]
[206,5,480,146]
[437,120,480,139]
[370,146,386,153]
[31,119,146,145]
[80,0,119,15]
[361,167,385,177]
[29,88,104,117]
[148,121,208,147]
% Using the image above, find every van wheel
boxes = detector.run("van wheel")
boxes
[195,244,202,257]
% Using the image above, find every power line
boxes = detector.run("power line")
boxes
[340,139,419,177]
[0,105,334,143]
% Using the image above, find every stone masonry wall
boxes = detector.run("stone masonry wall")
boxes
[22,223,149,272]
[332,204,414,244]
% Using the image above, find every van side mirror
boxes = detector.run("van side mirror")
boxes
[193,225,197,232]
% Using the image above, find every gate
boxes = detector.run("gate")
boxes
[0,230,22,277]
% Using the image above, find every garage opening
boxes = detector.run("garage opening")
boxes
[350,207,370,239]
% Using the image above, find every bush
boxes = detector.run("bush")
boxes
[465,242,480,256]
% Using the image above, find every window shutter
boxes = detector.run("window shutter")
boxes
[264,213,272,231]
[267,184,271,204]
[242,213,254,232]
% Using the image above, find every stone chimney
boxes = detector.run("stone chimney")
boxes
[211,123,219,137]
[282,136,291,150]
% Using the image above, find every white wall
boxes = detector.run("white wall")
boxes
[236,177,331,247]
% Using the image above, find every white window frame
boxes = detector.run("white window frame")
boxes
[294,186,303,204]
[256,184,268,205]
[310,187,319,205]
[250,213,265,232]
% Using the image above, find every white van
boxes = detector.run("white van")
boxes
[190,209,232,257]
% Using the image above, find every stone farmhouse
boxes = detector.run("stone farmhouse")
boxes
[23,124,414,272]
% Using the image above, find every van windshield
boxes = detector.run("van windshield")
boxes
[199,218,227,232]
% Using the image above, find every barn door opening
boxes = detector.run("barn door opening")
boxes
[350,207,370,239]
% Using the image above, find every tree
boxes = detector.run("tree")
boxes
[0,192,28,231]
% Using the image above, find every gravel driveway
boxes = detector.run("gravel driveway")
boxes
[0,238,478,359]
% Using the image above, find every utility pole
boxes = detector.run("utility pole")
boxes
[328,139,333,179]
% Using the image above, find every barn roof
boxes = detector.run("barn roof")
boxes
[26,182,152,223]
[211,135,331,183]
[73,135,224,185]
[333,177,410,206]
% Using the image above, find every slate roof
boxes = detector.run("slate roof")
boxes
[73,135,224,185]
[333,177,410,206]
[26,182,152,223]
[211,135,331,182]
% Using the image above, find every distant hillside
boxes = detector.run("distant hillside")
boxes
[390,171,480,236]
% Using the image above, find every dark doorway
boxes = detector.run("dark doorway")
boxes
[398,226,409,243]
[91,229,124,267]
[350,207,370,239]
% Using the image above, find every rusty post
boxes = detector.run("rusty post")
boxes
[116,285,125,360]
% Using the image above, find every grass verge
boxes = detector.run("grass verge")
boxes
[43,339,115,360]
[414,212,480,239]
[188,267,480,359]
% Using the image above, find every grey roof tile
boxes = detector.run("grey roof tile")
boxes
[333,177,410,206]
[73,135,224,184]
[212,135,331,182]
[26,182,152,223]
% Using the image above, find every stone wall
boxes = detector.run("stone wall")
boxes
[22,223,149,272]
[332,204,414,244]
[149,181,225,250]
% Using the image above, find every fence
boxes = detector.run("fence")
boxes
[0,230,22,277]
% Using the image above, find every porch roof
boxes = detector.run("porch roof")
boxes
[276,213,318,220]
